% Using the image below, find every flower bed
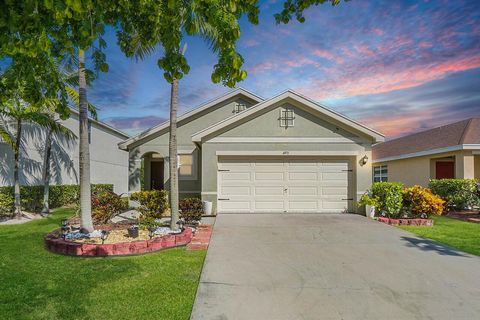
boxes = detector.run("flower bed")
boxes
[377,217,433,226]
[45,227,193,257]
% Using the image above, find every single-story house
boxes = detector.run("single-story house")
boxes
[119,88,384,214]
[372,117,480,186]
[0,109,130,194]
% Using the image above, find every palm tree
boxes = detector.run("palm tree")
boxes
[118,9,225,230]
[0,101,68,218]
[78,48,94,232]
[40,111,77,216]
[40,67,97,216]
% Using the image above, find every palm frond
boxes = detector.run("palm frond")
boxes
[0,124,15,148]
[65,86,99,120]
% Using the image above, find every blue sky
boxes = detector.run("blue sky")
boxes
[87,0,480,138]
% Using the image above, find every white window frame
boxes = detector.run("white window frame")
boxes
[279,107,295,127]
[373,165,388,182]
[178,151,197,180]
[233,102,247,114]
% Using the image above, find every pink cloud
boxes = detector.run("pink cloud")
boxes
[296,54,480,99]
[371,28,385,36]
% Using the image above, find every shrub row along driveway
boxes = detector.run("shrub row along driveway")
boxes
[191,214,480,320]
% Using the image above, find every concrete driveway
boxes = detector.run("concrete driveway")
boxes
[191,214,480,320]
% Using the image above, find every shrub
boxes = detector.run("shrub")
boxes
[402,186,445,218]
[0,192,14,217]
[358,192,380,207]
[428,179,479,210]
[371,182,404,218]
[130,190,169,222]
[0,184,114,213]
[92,191,128,224]
[179,198,203,224]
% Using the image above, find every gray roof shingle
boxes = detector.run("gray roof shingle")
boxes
[372,117,480,161]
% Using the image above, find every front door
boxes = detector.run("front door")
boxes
[150,160,164,190]
[435,161,454,179]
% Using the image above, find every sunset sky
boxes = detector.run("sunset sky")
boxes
[88,0,480,139]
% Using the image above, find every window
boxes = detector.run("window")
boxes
[279,107,295,127]
[233,102,247,114]
[373,165,388,182]
[178,154,194,178]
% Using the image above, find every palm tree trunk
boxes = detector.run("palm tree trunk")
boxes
[169,79,179,230]
[78,49,94,232]
[13,119,22,218]
[41,127,52,216]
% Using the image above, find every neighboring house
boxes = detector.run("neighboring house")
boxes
[372,117,480,186]
[119,88,384,214]
[0,109,130,194]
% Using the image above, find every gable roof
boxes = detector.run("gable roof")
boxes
[68,108,130,139]
[191,90,385,143]
[373,117,480,162]
[118,87,263,150]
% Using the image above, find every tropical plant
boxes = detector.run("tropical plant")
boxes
[428,179,480,210]
[402,186,445,218]
[275,0,347,24]
[116,1,260,230]
[179,197,204,224]
[41,58,98,216]
[371,182,404,218]
[0,101,70,218]
[130,190,169,221]
[91,191,128,224]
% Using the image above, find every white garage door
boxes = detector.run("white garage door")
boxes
[217,157,351,213]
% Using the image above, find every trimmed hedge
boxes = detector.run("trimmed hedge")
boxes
[0,184,113,214]
[428,179,479,210]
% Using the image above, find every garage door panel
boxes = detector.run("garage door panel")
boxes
[322,172,348,180]
[254,172,284,181]
[289,186,318,196]
[322,187,348,196]
[288,200,318,210]
[288,172,318,180]
[254,201,285,210]
[219,200,251,211]
[221,186,251,196]
[254,186,284,196]
[221,172,251,181]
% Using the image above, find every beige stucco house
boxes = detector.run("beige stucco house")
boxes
[372,117,480,186]
[0,109,130,194]
[119,88,384,214]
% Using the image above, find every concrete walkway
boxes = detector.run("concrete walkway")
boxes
[191,214,480,320]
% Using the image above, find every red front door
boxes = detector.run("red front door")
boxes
[436,161,454,179]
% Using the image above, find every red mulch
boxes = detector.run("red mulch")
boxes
[447,210,480,223]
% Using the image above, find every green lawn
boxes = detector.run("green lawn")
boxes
[399,215,480,256]
[0,208,206,320]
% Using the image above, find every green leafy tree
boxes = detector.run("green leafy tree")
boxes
[275,0,347,24]
[115,1,259,230]
[0,1,113,230]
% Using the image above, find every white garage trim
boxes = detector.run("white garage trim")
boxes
[216,151,359,156]
[217,157,352,214]
[208,137,366,144]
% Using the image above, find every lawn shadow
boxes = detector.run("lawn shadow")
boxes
[401,236,471,257]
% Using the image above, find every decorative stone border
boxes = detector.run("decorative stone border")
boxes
[378,217,434,226]
[45,228,193,256]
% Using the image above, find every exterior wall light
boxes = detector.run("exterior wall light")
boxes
[360,155,369,166]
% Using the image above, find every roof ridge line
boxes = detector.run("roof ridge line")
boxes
[459,118,473,144]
